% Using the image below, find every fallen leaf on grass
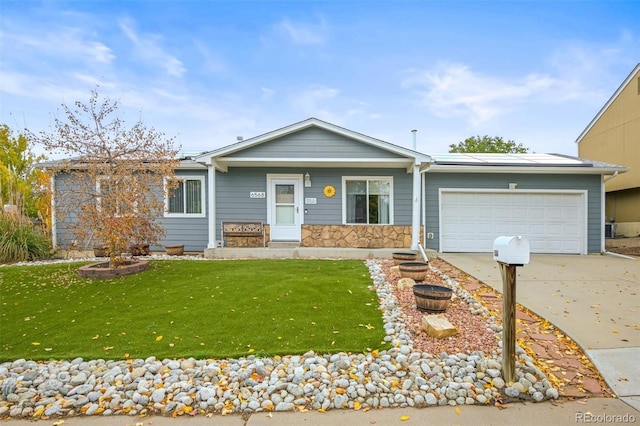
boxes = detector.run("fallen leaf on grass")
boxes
[156,335,163,341]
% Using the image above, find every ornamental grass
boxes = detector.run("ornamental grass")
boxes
[0,212,51,264]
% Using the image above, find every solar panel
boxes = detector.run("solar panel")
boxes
[431,153,588,166]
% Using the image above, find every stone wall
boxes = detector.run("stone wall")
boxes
[301,225,421,248]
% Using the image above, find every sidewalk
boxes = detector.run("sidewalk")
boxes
[1,398,636,425]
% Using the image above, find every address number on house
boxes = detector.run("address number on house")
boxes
[250,192,266,198]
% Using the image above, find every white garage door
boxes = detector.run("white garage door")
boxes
[440,191,586,254]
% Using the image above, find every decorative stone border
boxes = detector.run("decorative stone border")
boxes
[78,259,149,279]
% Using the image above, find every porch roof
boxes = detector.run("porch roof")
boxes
[194,118,431,172]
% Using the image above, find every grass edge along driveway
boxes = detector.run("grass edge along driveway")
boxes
[0,259,390,361]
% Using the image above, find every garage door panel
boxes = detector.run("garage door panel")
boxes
[441,192,585,254]
[528,207,546,220]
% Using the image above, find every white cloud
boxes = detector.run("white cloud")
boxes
[291,85,340,121]
[261,87,275,100]
[277,17,326,46]
[193,39,226,74]
[118,18,186,77]
[1,24,115,65]
[403,63,557,126]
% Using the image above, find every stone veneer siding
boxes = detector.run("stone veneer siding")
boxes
[224,224,422,248]
[301,225,421,248]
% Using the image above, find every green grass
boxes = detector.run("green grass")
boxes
[0,259,389,361]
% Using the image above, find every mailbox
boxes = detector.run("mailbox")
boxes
[493,236,530,265]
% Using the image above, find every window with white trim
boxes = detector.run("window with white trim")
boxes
[164,176,205,217]
[96,177,137,216]
[343,177,393,224]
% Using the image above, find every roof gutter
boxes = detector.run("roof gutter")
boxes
[603,171,619,183]
[425,165,624,175]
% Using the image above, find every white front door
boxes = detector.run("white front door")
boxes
[268,175,303,241]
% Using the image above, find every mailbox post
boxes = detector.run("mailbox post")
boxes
[493,236,530,383]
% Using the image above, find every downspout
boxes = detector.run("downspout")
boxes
[410,129,420,250]
[411,164,421,250]
[421,170,426,249]
[420,162,431,252]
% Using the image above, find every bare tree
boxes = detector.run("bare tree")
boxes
[29,89,180,267]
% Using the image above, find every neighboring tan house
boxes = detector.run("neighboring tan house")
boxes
[43,118,627,255]
[577,63,640,237]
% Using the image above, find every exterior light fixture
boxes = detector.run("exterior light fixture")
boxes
[304,173,311,187]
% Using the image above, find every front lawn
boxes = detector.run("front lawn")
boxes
[0,259,389,361]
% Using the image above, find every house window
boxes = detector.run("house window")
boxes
[165,176,205,217]
[96,177,137,216]
[344,177,393,224]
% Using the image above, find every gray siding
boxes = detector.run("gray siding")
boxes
[229,127,406,159]
[54,170,209,253]
[157,169,209,252]
[424,173,602,253]
[54,172,86,249]
[215,167,415,237]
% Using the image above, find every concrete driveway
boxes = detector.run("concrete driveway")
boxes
[438,253,640,410]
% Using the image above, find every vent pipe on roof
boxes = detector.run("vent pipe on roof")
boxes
[411,129,417,151]
[237,136,243,141]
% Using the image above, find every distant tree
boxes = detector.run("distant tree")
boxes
[449,135,530,153]
[0,124,47,219]
[28,89,180,267]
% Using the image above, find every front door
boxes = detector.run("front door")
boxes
[268,175,303,241]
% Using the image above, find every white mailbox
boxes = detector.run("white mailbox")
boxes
[493,236,530,265]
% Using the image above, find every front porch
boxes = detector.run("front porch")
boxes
[223,224,424,249]
[203,245,437,260]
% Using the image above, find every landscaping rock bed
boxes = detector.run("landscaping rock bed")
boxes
[0,258,558,419]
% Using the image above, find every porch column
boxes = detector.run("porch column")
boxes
[207,164,217,249]
[411,164,421,250]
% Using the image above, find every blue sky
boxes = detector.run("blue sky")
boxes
[1,1,638,157]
